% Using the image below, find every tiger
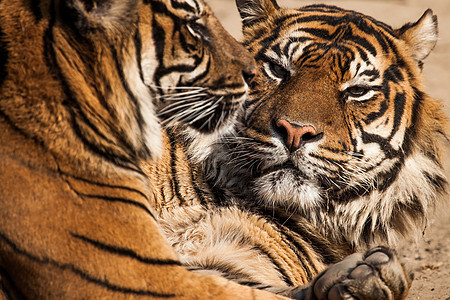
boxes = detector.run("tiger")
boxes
[0,0,289,298]
[142,0,448,298]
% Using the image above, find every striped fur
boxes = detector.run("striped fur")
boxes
[202,1,448,249]
[145,0,447,298]
[0,0,285,298]
[141,129,348,296]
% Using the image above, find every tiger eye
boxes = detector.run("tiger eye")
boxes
[269,61,290,80]
[347,86,369,97]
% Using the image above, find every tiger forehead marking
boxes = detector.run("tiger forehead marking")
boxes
[170,0,204,16]
[255,9,392,67]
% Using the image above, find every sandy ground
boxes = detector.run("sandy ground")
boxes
[207,0,450,298]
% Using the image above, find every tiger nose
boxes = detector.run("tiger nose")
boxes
[275,119,321,152]
[243,66,257,85]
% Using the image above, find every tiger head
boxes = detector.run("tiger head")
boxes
[202,0,448,248]
[0,0,255,165]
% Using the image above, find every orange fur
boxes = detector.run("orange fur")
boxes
[0,0,285,298]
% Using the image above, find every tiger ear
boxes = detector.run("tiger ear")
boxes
[396,9,438,63]
[235,0,280,27]
[61,0,140,34]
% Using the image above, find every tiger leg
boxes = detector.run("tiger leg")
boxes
[292,247,413,300]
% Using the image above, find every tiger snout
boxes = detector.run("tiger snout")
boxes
[272,119,323,153]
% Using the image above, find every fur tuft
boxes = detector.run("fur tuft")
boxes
[235,0,279,27]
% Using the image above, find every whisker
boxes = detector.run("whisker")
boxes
[157,92,209,101]
[158,97,209,115]
[149,84,207,91]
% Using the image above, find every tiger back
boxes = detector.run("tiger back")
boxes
[0,0,285,298]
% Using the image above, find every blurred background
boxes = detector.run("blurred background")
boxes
[207,0,450,298]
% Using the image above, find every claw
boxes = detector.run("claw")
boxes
[328,284,353,300]
[365,251,390,265]
[349,264,372,279]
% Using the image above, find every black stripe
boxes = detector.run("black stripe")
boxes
[134,27,145,83]
[0,266,28,300]
[77,193,156,218]
[29,0,43,22]
[157,64,201,79]
[281,37,311,56]
[319,146,346,154]
[151,3,167,88]
[0,110,44,149]
[263,210,345,266]
[200,261,260,284]
[349,35,377,57]
[360,68,380,81]
[59,171,148,201]
[170,0,197,14]
[71,233,182,266]
[423,172,448,193]
[167,130,186,205]
[238,281,269,289]
[355,44,369,62]
[68,96,129,155]
[277,219,345,265]
[0,233,176,297]
[359,123,397,157]
[252,241,294,286]
[176,22,196,53]
[402,87,422,155]
[364,99,388,124]
[62,172,149,200]
[183,54,211,86]
[0,23,7,86]
[160,186,167,203]
[384,63,404,83]
[190,168,209,207]
[276,229,317,280]
[211,82,245,91]
[389,92,406,141]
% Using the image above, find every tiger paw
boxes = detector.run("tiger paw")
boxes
[294,246,413,300]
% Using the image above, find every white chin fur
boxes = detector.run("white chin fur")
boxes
[252,170,322,212]
[183,117,237,163]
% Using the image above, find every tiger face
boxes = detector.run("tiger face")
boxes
[23,0,256,163]
[204,0,448,246]
[145,0,256,134]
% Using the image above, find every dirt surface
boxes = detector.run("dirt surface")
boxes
[207,0,450,299]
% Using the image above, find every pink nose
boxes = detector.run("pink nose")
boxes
[275,119,318,152]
